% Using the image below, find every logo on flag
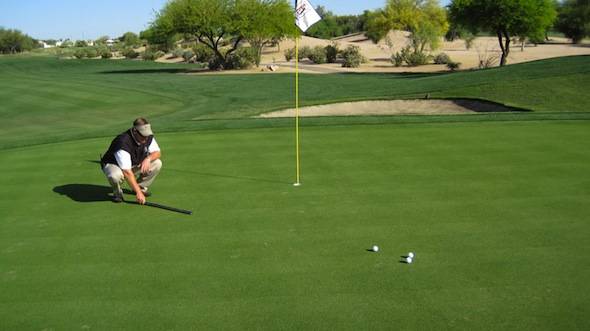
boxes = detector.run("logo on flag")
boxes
[295,0,322,32]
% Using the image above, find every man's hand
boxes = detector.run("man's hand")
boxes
[123,169,147,205]
[140,157,151,175]
[136,191,146,205]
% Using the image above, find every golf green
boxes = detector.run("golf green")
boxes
[1,121,588,329]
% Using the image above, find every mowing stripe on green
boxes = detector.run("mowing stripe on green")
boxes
[1,121,588,330]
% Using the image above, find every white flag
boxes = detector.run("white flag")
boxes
[295,0,322,32]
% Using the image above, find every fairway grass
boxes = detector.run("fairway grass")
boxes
[1,55,590,149]
[1,121,589,330]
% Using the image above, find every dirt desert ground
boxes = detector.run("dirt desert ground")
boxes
[160,31,590,74]
[257,31,590,74]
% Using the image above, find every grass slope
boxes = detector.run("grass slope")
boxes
[1,121,589,330]
[0,55,589,149]
[1,55,589,329]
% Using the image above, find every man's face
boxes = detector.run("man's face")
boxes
[133,129,149,144]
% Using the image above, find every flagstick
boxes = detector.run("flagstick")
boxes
[293,0,320,187]
[294,36,301,187]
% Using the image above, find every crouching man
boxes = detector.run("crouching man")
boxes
[100,118,162,204]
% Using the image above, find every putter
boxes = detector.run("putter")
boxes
[99,155,190,215]
[126,200,192,215]
[144,201,193,215]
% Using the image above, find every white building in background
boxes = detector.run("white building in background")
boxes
[39,41,55,49]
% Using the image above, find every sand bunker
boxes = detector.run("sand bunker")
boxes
[258,99,515,118]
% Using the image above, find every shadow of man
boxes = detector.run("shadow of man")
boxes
[53,184,113,202]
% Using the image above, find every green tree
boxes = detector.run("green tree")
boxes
[60,39,74,48]
[236,0,294,67]
[305,7,341,39]
[366,0,449,53]
[305,7,367,39]
[336,15,366,36]
[119,32,141,47]
[556,0,590,44]
[140,26,181,52]
[0,28,36,53]
[449,0,557,66]
[95,36,110,46]
[151,0,294,70]
[75,40,88,48]
[152,0,241,69]
[365,10,391,43]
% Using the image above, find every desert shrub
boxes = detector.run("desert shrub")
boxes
[325,44,339,63]
[96,46,112,59]
[405,51,430,66]
[172,48,185,58]
[73,48,86,59]
[477,45,500,69]
[341,45,365,68]
[59,40,74,48]
[208,57,224,70]
[447,61,461,71]
[224,47,257,70]
[123,48,139,59]
[433,53,451,64]
[56,48,75,58]
[110,43,124,53]
[391,46,412,67]
[528,34,545,45]
[100,49,112,59]
[141,49,158,61]
[284,48,295,61]
[391,53,404,67]
[143,48,165,61]
[182,49,195,62]
[192,44,214,63]
[298,46,312,60]
[308,46,327,64]
[391,46,431,67]
[84,47,99,58]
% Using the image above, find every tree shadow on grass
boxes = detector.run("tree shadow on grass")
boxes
[53,184,112,202]
[98,68,207,75]
[451,99,531,113]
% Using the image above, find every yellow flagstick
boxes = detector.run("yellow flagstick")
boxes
[294,0,320,187]
[294,36,301,187]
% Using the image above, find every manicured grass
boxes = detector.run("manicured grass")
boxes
[1,121,589,330]
[1,55,589,329]
[1,55,589,149]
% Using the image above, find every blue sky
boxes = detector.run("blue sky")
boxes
[0,0,451,40]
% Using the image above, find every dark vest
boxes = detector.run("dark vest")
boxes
[101,130,154,167]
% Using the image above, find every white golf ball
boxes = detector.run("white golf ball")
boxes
[406,257,413,264]
[408,252,415,258]
[372,245,379,252]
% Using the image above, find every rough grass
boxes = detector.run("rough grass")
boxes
[0,55,589,149]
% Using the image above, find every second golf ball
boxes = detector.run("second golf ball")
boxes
[408,252,415,258]
[406,257,413,264]
[372,245,379,252]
